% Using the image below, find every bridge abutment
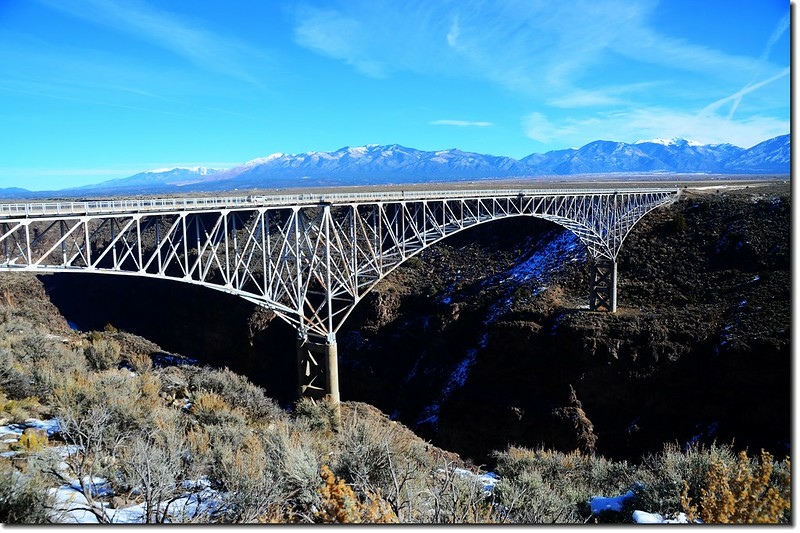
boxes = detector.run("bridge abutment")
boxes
[589,257,617,312]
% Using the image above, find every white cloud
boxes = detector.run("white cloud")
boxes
[702,68,790,119]
[290,0,786,118]
[548,82,663,108]
[709,14,792,121]
[523,108,788,150]
[522,112,553,143]
[621,108,788,148]
[762,13,790,61]
[442,0,657,94]
[293,6,388,77]
[35,0,267,83]
[446,16,460,47]
[430,119,493,127]
[292,2,458,78]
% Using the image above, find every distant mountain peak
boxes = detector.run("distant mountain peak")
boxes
[147,166,214,174]
[243,153,285,167]
[634,138,704,147]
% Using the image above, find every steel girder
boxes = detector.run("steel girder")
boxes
[0,188,678,339]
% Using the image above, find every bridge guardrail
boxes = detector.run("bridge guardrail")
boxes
[0,187,679,219]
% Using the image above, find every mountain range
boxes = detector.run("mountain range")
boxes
[4,134,790,198]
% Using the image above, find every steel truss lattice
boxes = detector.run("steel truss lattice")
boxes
[0,188,678,340]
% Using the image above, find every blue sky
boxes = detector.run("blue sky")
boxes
[0,0,791,190]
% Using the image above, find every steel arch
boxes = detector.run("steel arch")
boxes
[0,188,678,340]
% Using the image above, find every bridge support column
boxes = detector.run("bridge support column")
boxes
[296,334,341,424]
[589,257,617,312]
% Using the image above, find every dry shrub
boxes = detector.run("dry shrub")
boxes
[53,367,165,440]
[190,390,246,427]
[0,460,54,524]
[293,396,338,434]
[423,459,499,524]
[187,367,282,422]
[492,446,636,523]
[259,419,323,517]
[682,449,790,524]
[52,371,99,415]
[158,366,191,400]
[27,347,87,398]
[186,425,211,459]
[1,325,85,400]
[333,402,435,522]
[332,403,495,524]
[118,407,188,524]
[634,442,737,518]
[315,465,396,523]
[213,432,287,523]
[53,403,127,523]
[10,332,60,364]
[84,335,121,371]
[126,352,152,374]
[336,411,396,496]
[0,394,48,423]
[0,348,33,399]
[137,372,161,405]
[15,428,48,452]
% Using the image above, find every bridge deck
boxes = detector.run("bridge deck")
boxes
[0,186,679,219]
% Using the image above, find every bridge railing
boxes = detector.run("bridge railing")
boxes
[0,187,678,219]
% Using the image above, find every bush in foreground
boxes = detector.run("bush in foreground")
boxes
[682,449,790,524]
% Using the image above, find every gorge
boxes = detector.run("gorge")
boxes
[36,182,790,466]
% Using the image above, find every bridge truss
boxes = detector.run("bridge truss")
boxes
[0,187,678,400]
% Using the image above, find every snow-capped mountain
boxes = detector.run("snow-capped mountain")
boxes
[722,134,790,173]
[212,144,529,187]
[634,138,706,147]
[195,135,789,190]
[3,135,789,198]
[67,167,225,195]
[522,136,781,175]
[629,139,746,173]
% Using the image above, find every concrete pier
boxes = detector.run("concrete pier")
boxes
[296,335,341,423]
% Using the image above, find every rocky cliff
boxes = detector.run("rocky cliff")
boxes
[336,183,791,463]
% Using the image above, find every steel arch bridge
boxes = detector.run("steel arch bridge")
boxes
[0,186,678,401]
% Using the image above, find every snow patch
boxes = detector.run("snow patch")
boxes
[634,138,705,147]
[418,229,584,428]
[452,468,499,496]
[70,477,114,498]
[0,417,61,442]
[243,153,285,167]
[150,353,198,368]
[147,166,212,174]
[632,510,691,524]
[589,489,636,514]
